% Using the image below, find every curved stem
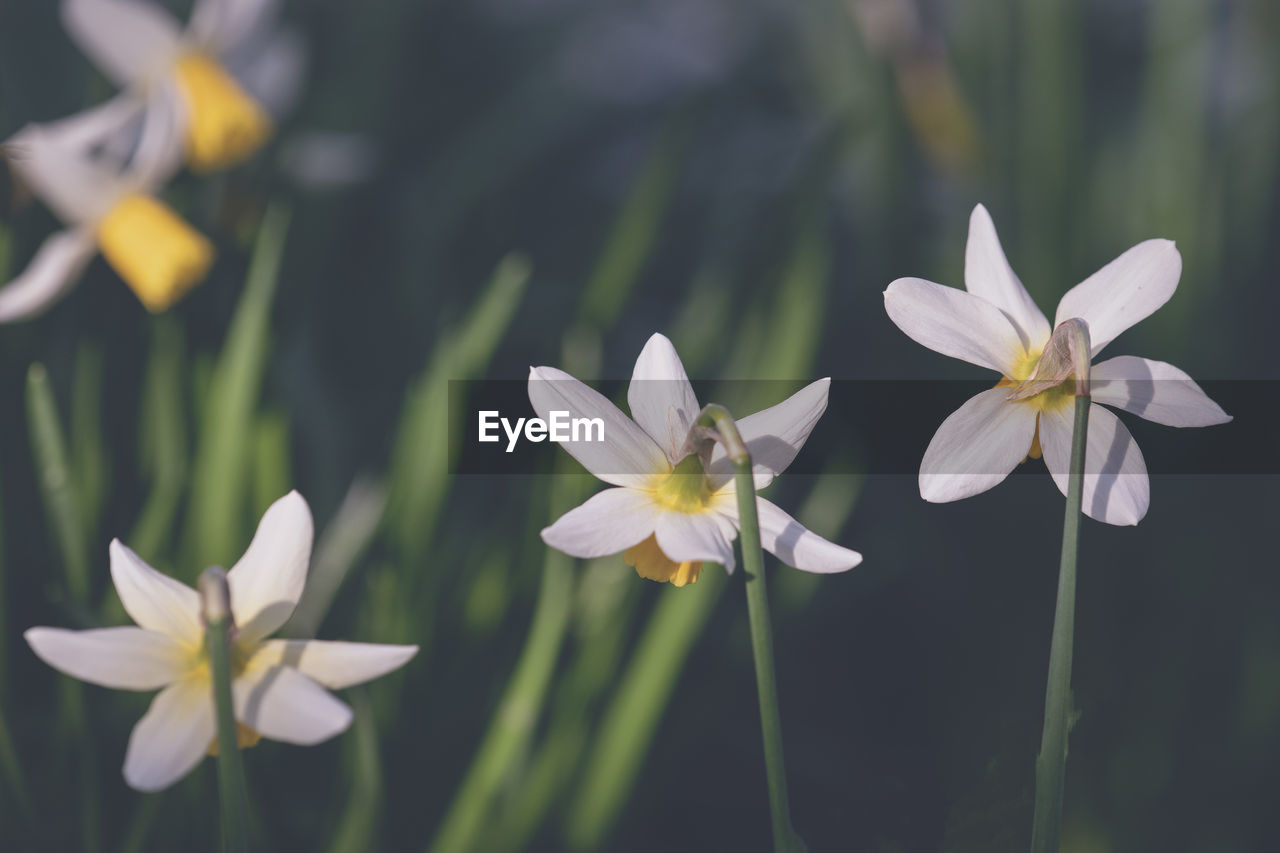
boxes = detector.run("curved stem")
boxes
[701,406,806,853]
[1030,391,1090,853]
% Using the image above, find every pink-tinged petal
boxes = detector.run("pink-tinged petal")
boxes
[250,640,417,691]
[226,491,314,645]
[25,626,189,690]
[627,333,702,463]
[884,278,1028,375]
[62,0,181,86]
[1054,239,1181,357]
[752,498,861,574]
[918,388,1040,502]
[1039,402,1149,526]
[707,378,830,491]
[122,675,214,791]
[233,666,352,745]
[541,487,662,558]
[654,511,737,574]
[1090,356,1231,427]
[109,540,202,644]
[964,204,1051,349]
[528,366,670,487]
[0,228,97,323]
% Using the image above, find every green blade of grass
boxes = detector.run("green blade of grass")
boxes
[186,203,291,571]
[128,317,189,564]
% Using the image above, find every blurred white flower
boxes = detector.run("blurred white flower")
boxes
[530,333,862,586]
[25,492,418,792]
[884,204,1231,525]
[62,0,305,172]
[0,94,211,321]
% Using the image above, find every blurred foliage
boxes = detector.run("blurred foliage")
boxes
[1,0,1278,851]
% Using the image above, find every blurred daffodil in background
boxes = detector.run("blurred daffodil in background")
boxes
[0,93,209,321]
[530,333,862,586]
[884,204,1231,525]
[24,492,418,791]
[62,0,304,172]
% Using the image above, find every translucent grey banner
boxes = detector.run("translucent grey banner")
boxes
[449,380,1274,475]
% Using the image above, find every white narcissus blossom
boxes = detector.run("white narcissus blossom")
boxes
[884,204,1231,526]
[529,333,862,586]
[62,0,305,172]
[0,94,212,322]
[25,492,417,792]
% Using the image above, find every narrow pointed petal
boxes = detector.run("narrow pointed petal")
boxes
[918,387,1040,502]
[130,85,186,188]
[884,278,1028,375]
[122,675,214,791]
[0,229,97,323]
[62,0,181,86]
[109,540,202,644]
[7,110,132,222]
[654,511,737,574]
[1054,239,1181,357]
[964,204,1051,348]
[250,640,418,691]
[234,666,352,745]
[25,627,190,690]
[628,333,702,462]
[541,487,661,558]
[1040,402,1150,526]
[1091,356,1231,427]
[708,378,831,490]
[751,498,861,574]
[226,491,314,645]
[529,366,670,487]
[190,0,278,53]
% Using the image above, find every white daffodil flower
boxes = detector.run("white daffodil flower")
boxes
[62,0,305,172]
[25,492,417,792]
[884,204,1231,526]
[0,94,212,322]
[529,333,862,586]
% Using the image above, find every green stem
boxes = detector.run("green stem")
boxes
[703,407,805,853]
[201,569,250,853]
[1030,391,1090,853]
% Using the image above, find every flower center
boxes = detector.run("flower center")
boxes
[623,535,702,587]
[95,194,214,311]
[652,455,713,513]
[174,54,272,172]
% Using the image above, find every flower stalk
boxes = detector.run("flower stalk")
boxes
[199,567,250,853]
[698,404,807,853]
[1030,321,1092,853]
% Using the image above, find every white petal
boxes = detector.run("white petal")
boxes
[528,366,670,487]
[122,675,214,791]
[109,540,202,644]
[1039,402,1150,526]
[189,0,278,53]
[964,204,1051,349]
[25,626,189,690]
[250,639,417,691]
[654,511,737,573]
[226,491,314,645]
[918,387,1040,503]
[752,498,861,574]
[627,333,702,462]
[62,0,181,85]
[1090,356,1231,427]
[541,487,661,558]
[128,84,186,189]
[6,105,134,222]
[707,378,831,490]
[1054,240,1181,357]
[234,666,352,745]
[884,278,1028,375]
[228,29,306,118]
[0,229,97,323]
